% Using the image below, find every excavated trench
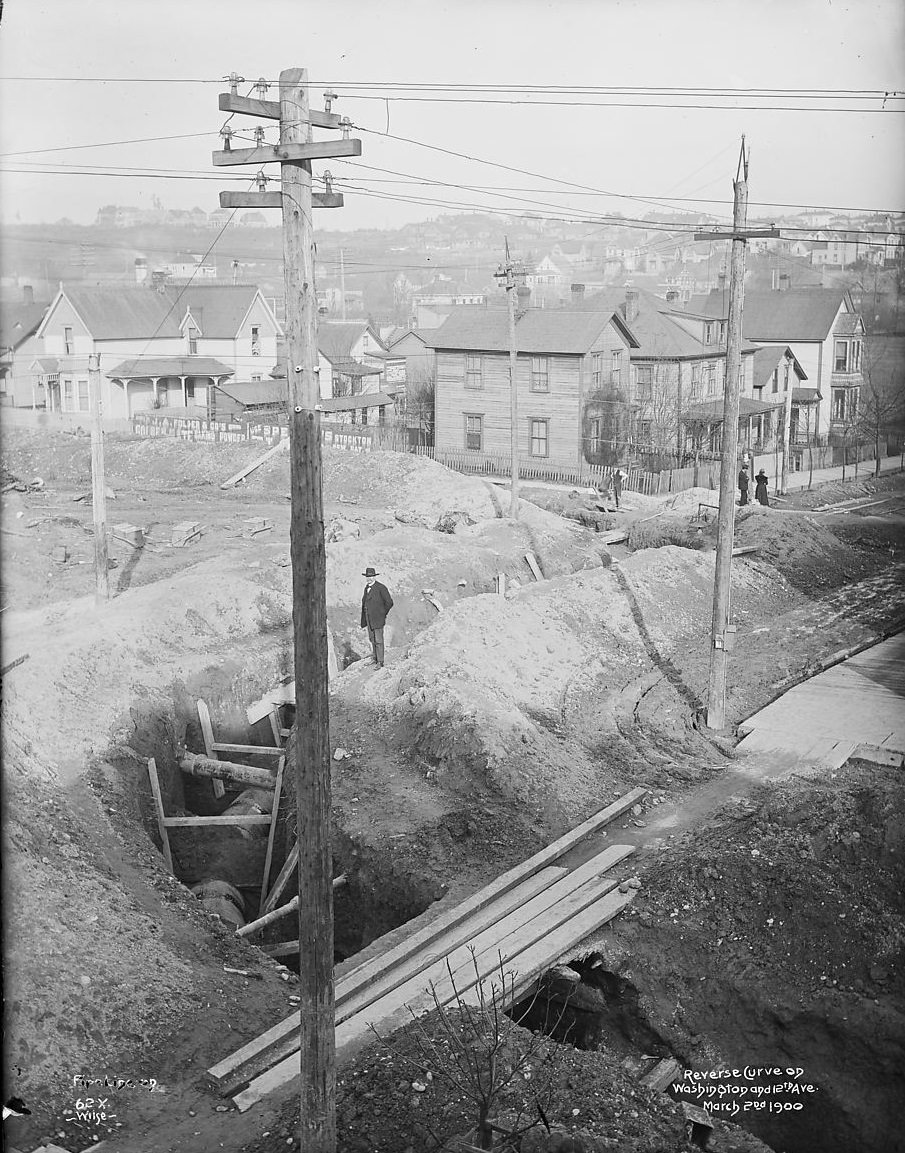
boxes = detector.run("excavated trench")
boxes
[114,668,442,971]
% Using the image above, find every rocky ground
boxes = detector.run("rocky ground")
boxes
[2,427,904,1153]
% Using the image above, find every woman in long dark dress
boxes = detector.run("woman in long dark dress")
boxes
[754,469,769,506]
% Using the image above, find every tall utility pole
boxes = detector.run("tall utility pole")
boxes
[781,371,794,495]
[495,241,523,519]
[339,248,346,320]
[695,140,778,730]
[214,68,360,1153]
[89,353,109,604]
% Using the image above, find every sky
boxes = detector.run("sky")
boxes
[1,0,904,234]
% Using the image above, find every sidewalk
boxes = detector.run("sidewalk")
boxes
[780,453,903,494]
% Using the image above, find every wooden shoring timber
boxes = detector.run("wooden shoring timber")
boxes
[197,699,225,800]
[233,871,636,1111]
[179,752,278,790]
[235,873,348,938]
[262,839,299,915]
[525,552,543,582]
[207,787,647,1090]
[164,814,273,828]
[259,756,285,910]
[146,757,174,873]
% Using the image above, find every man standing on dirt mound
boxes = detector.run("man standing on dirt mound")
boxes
[361,566,394,668]
[738,462,750,506]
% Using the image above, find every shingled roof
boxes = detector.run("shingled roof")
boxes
[750,344,808,389]
[424,308,638,355]
[686,288,850,342]
[318,320,386,361]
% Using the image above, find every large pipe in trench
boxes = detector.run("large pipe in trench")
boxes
[179,751,277,790]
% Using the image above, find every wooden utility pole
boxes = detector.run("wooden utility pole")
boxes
[781,373,794,494]
[695,141,778,731]
[495,241,523,519]
[88,353,109,603]
[214,67,358,1153]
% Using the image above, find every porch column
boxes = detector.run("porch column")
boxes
[151,376,160,407]
[123,379,130,419]
[180,375,187,407]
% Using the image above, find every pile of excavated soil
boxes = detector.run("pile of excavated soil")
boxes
[598,764,905,1153]
[346,560,723,822]
[732,506,876,592]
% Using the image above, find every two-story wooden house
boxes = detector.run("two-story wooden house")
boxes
[687,287,864,455]
[33,283,282,419]
[425,304,639,467]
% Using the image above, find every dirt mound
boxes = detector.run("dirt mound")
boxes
[733,506,874,592]
[343,562,721,820]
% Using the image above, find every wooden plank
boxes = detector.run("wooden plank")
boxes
[237,874,347,938]
[210,742,284,757]
[525,552,543,581]
[220,439,287,489]
[335,845,633,1027]
[218,91,342,129]
[268,708,284,749]
[262,840,299,915]
[259,756,285,911]
[210,866,566,1091]
[212,140,361,166]
[335,789,645,1005]
[209,789,645,1087]
[197,699,225,799]
[146,757,174,874]
[640,1057,683,1092]
[163,815,273,828]
[234,874,632,1111]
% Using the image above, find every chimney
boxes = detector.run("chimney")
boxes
[22,284,34,305]
[516,284,531,319]
[625,286,639,324]
[665,289,680,305]
[570,282,586,306]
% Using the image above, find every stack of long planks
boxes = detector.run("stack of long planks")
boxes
[207,786,648,1112]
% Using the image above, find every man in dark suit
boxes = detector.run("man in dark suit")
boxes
[360,566,394,667]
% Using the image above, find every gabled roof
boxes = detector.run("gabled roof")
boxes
[0,301,50,350]
[423,307,639,354]
[326,357,383,378]
[750,344,808,389]
[685,288,850,342]
[106,356,235,379]
[318,320,386,360]
[583,287,714,359]
[833,313,864,336]
[793,387,821,404]
[41,284,273,342]
[50,287,180,340]
[174,285,272,338]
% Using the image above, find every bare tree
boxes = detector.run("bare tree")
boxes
[370,950,572,1151]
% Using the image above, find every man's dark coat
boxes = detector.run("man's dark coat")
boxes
[361,581,394,629]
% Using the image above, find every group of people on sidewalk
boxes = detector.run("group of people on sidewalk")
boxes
[738,462,770,507]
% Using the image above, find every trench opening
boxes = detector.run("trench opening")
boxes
[125,673,442,972]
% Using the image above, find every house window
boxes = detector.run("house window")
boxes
[771,368,780,394]
[64,327,74,355]
[251,374,263,383]
[589,417,601,454]
[834,340,848,372]
[611,349,622,376]
[639,419,652,443]
[62,378,73,409]
[704,362,716,393]
[530,418,549,457]
[851,341,861,371]
[185,381,196,402]
[704,321,714,344]
[636,365,652,401]
[530,356,549,392]
[361,406,369,425]
[591,353,603,388]
[465,413,483,451]
[465,354,483,390]
[188,328,198,355]
[77,379,90,411]
[251,325,261,355]
[832,388,847,421]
